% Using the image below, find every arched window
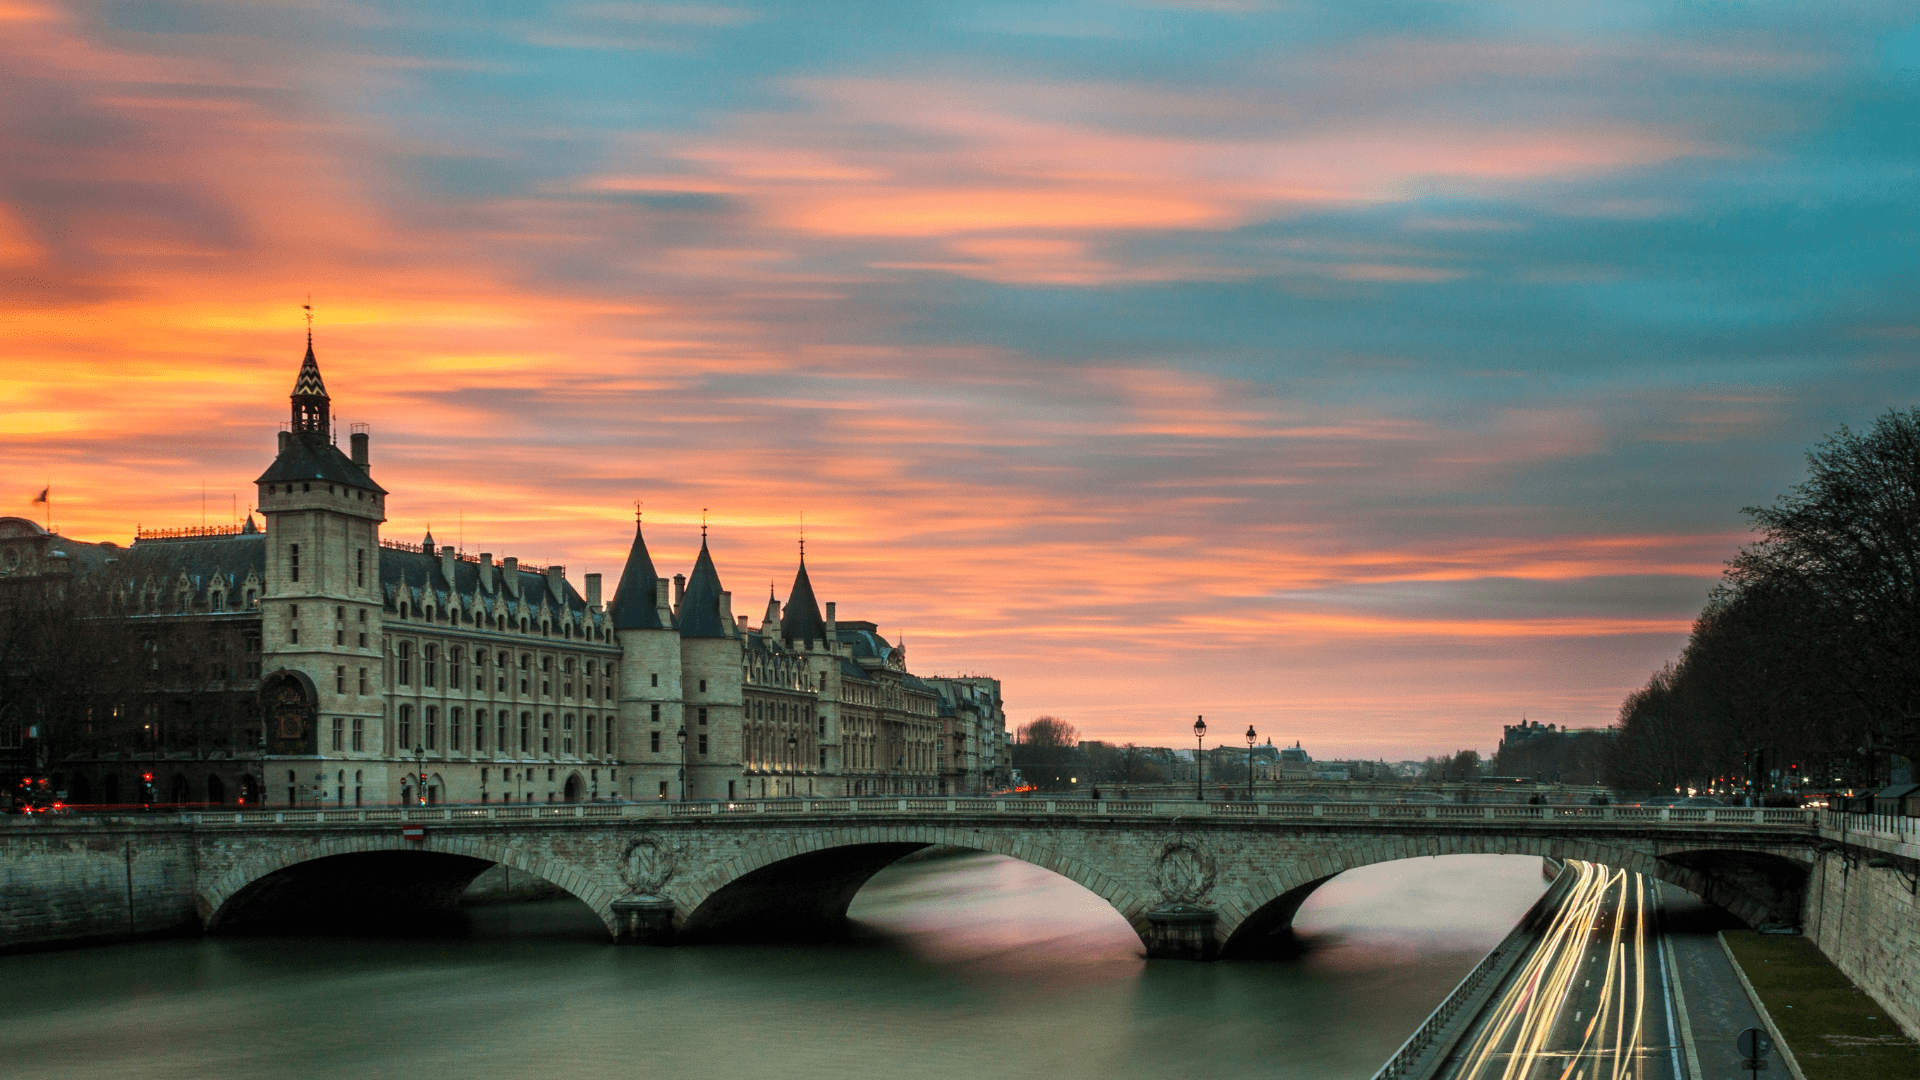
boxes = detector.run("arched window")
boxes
[398,704,413,749]
[519,712,531,753]
[423,644,437,688]
[397,641,412,684]
[449,707,463,751]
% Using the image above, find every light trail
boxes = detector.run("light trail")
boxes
[1445,862,1678,1080]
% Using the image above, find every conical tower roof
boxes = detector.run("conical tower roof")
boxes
[780,554,827,643]
[292,337,328,400]
[610,518,665,630]
[677,537,729,638]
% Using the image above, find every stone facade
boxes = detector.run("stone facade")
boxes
[0,338,1006,807]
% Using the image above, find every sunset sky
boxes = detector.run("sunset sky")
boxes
[2,2,1915,758]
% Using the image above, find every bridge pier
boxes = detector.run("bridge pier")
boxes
[609,894,678,945]
[1142,907,1218,961]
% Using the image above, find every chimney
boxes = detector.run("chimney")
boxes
[655,579,672,624]
[737,614,750,632]
[351,430,370,471]
[503,557,519,596]
[585,573,602,609]
[718,590,735,637]
[547,565,566,600]
[673,574,685,609]
[825,601,837,641]
[278,430,292,453]
[478,554,493,593]
[439,547,456,588]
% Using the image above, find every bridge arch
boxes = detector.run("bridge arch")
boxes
[1214,833,1813,958]
[199,833,617,933]
[668,823,1155,947]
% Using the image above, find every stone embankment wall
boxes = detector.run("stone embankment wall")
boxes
[1802,846,1920,1039]
[0,822,200,951]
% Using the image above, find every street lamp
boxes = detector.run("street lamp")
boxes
[1193,715,1206,801]
[676,726,688,802]
[1245,725,1257,802]
[414,744,426,806]
[787,734,798,798]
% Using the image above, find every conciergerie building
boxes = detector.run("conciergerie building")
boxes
[0,340,1008,807]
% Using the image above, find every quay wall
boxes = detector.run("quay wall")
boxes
[0,821,200,951]
[1803,830,1920,1039]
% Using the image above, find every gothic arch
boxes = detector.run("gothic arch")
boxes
[197,833,617,933]
[1213,833,1814,957]
[669,824,1153,946]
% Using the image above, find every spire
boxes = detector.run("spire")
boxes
[421,527,435,556]
[779,542,827,644]
[763,579,781,630]
[678,535,729,638]
[290,329,330,437]
[610,516,664,630]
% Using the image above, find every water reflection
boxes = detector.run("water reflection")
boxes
[0,852,1545,1080]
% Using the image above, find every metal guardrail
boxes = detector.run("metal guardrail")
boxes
[3,800,1825,829]
[1369,864,1579,1080]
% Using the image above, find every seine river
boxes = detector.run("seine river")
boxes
[2,852,1546,1080]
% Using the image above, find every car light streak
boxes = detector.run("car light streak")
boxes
[1446,862,1674,1080]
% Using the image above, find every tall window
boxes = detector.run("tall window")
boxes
[423,644,437,688]
[650,703,660,723]
[541,713,552,753]
[449,648,462,687]
[397,642,412,684]
[698,707,707,726]
[289,543,300,583]
[424,706,437,750]
[519,712,530,753]
[606,722,615,757]
[498,712,508,753]
[563,714,574,755]
[359,667,368,694]
[586,715,597,754]
[698,734,708,755]
[351,717,364,751]
[336,666,345,693]
[650,730,660,753]
[331,717,344,751]
[450,707,463,751]
[398,705,413,749]
[474,710,487,751]
[355,548,364,587]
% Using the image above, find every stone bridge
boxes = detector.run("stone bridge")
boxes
[6,799,1823,960]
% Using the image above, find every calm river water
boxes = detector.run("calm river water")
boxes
[2,852,1546,1080]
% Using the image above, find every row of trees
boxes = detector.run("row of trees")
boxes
[1608,409,1920,794]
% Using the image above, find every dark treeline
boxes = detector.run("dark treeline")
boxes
[1608,410,1920,796]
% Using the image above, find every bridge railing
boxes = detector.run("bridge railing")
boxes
[1822,810,1919,845]
[5,800,1823,829]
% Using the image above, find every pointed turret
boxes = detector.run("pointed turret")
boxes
[763,583,781,631]
[290,335,330,436]
[677,537,729,638]
[611,517,665,629]
[780,550,827,644]
[421,528,435,556]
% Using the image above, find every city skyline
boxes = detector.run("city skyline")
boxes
[4,2,1916,756]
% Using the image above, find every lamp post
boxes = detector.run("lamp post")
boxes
[676,726,688,802]
[414,744,426,806]
[1193,715,1206,801]
[1245,725,1257,802]
[787,734,798,798]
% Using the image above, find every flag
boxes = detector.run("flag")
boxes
[31,487,47,504]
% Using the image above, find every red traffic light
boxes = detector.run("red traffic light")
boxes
[142,772,153,782]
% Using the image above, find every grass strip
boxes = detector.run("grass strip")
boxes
[1721,930,1917,1080]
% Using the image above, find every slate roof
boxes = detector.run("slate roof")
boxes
[292,339,328,399]
[610,519,665,630]
[676,539,729,638]
[254,430,387,493]
[779,556,827,643]
[836,626,891,661]
[114,535,267,602]
[378,548,605,636]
